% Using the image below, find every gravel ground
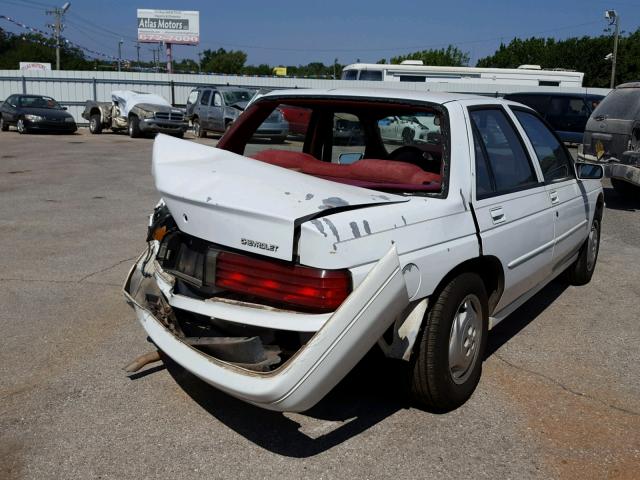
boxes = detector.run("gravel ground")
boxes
[1,129,639,480]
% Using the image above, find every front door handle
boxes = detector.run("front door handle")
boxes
[490,206,506,224]
[549,190,560,205]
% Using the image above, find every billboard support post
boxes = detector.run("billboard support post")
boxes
[166,43,173,74]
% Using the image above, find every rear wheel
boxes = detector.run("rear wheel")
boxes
[17,117,27,134]
[271,136,287,144]
[0,115,8,131]
[89,113,102,134]
[566,213,601,286]
[128,115,141,138]
[410,273,488,412]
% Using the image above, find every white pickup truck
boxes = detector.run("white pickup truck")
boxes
[124,88,604,413]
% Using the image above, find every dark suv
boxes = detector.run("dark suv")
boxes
[579,83,640,198]
[504,92,604,144]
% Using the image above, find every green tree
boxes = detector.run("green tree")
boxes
[391,45,470,67]
[200,48,247,74]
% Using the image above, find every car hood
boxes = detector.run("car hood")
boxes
[20,107,73,120]
[230,101,248,110]
[152,134,408,261]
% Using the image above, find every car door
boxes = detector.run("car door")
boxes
[210,91,224,132]
[510,107,588,271]
[467,105,554,312]
[197,89,212,130]
[3,95,18,123]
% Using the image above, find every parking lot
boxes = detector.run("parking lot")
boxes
[1,128,639,480]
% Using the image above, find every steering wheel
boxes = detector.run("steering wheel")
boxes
[388,145,439,174]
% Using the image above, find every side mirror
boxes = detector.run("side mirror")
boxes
[576,162,604,180]
[62,106,68,110]
[338,152,363,165]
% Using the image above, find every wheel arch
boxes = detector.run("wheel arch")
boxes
[428,255,505,316]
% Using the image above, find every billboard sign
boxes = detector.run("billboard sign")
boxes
[19,62,52,71]
[137,9,199,45]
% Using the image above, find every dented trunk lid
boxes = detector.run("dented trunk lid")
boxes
[152,135,408,261]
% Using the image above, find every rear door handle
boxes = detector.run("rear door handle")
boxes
[549,190,559,205]
[490,207,506,224]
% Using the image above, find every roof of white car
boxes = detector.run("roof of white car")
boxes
[258,87,489,105]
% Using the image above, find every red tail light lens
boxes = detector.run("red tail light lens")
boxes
[215,252,352,312]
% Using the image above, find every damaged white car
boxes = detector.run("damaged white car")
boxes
[124,89,604,413]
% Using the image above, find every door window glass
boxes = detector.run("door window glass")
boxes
[513,110,574,182]
[187,90,198,105]
[199,90,211,105]
[213,92,223,107]
[358,70,382,81]
[469,108,538,194]
[472,129,494,197]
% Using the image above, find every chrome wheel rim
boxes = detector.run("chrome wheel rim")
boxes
[17,119,24,133]
[449,294,482,385]
[586,221,599,271]
[0,117,4,129]
[193,121,200,136]
[90,118,97,132]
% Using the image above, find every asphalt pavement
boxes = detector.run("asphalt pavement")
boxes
[1,129,639,480]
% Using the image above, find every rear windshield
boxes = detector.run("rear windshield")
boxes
[592,89,640,120]
[234,100,447,195]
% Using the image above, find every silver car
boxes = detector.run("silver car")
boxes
[186,86,289,142]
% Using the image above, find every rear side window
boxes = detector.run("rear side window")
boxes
[513,110,574,182]
[470,108,538,196]
[508,95,549,114]
[592,88,640,120]
[200,90,211,105]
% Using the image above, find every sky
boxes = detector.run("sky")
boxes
[1,0,640,67]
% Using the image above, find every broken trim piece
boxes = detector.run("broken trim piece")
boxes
[124,245,410,412]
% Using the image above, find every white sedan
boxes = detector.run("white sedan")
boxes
[124,88,604,413]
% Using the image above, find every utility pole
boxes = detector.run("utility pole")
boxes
[198,52,202,73]
[46,2,71,70]
[136,42,141,68]
[118,39,123,72]
[605,10,620,89]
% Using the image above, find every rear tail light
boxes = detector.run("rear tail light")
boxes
[216,251,351,312]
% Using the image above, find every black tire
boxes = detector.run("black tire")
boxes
[16,117,28,134]
[402,127,414,145]
[193,118,205,138]
[89,113,102,134]
[128,115,141,138]
[410,272,488,412]
[566,213,601,286]
[0,115,8,131]
[271,136,287,144]
[173,131,184,139]
[611,178,639,200]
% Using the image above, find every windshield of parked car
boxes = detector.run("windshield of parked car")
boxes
[592,88,640,120]
[233,100,446,195]
[223,90,253,105]
[19,95,63,109]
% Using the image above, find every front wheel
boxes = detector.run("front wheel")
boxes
[89,113,102,134]
[410,273,488,412]
[402,127,414,145]
[0,115,8,131]
[193,118,205,138]
[271,136,287,144]
[566,214,601,286]
[17,117,28,134]
[128,115,141,138]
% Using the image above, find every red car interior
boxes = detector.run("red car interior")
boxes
[251,149,442,191]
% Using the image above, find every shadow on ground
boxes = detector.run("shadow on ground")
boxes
[602,186,640,212]
[154,278,570,457]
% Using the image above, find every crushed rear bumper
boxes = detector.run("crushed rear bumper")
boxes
[123,245,409,412]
